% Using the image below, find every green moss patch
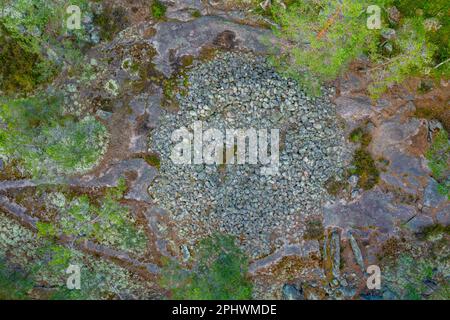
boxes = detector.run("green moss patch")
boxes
[36,180,148,254]
[347,127,380,190]
[161,55,195,108]
[191,10,202,18]
[419,224,450,241]
[150,0,167,20]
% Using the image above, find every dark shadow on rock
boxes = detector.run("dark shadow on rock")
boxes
[213,30,237,50]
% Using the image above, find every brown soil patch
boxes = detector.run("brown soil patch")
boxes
[407,122,430,157]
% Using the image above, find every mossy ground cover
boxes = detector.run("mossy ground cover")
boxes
[426,129,450,198]
[376,225,449,300]
[160,234,253,300]
[393,0,450,78]
[93,5,129,42]
[0,95,109,178]
[385,254,448,299]
[304,219,325,240]
[326,127,379,195]
[266,0,383,96]
[377,219,450,299]
[0,23,55,94]
[348,127,380,190]
[350,148,380,190]
[0,259,34,300]
[263,0,449,98]
[420,224,450,241]
[0,1,116,178]
[0,213,152,300]
[325,177,350,197]
[0,0,94,95]
[150,0,167,20]
[36,179,148,254]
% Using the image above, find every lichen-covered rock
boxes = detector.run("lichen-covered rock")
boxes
[436,204,450,226]
[406,214,434,233]
[334,96,374,129]
[324,188,416,236]
[348,232,365,271]
[330,230,341,279]
[150,16,274,76]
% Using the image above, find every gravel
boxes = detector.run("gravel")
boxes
[149,52,349,258]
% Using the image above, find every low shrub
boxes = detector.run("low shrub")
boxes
[267,0,449,98]
[426,129,449,198]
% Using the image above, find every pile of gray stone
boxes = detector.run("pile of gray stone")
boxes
[149,52,349,258]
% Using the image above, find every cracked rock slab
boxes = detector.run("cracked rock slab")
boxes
[150,16,274,76]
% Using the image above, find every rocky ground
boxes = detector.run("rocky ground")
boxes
[149,51,349,259]
[0,0,448,300]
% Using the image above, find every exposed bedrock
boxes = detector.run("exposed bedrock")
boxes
[150,16,274,76]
